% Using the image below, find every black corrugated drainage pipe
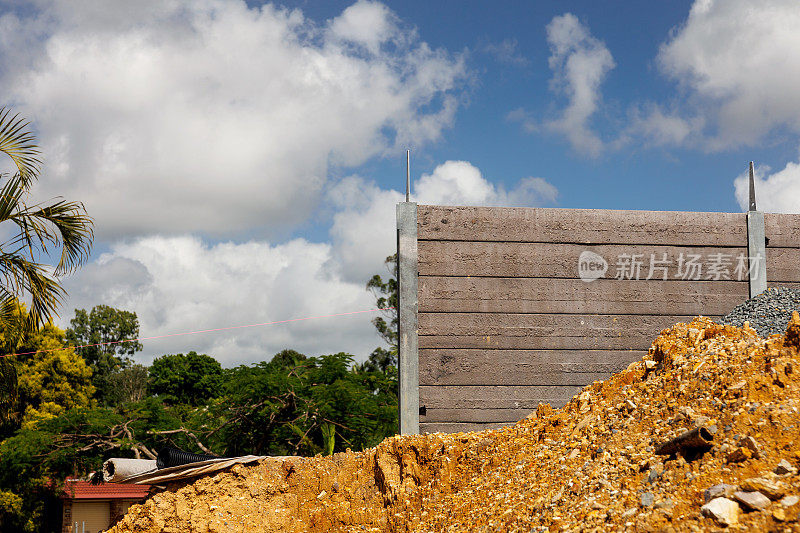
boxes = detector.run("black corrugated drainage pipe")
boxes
[156,447,219,469]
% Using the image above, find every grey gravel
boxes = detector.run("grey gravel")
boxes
[640,492,655,507]
[722,287,800,337]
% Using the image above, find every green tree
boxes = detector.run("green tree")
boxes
[215,351,397,457]
[105,364,149,405]
[0,301,94,434]
[149,351,223,405]
[65,305,143,403]
[364,253,398,374]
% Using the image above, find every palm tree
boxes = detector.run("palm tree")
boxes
[0,108,94,332]
[0,108,94,417]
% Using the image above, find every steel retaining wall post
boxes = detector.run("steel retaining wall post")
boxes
[397,202,419,435]
[746,162,767,298]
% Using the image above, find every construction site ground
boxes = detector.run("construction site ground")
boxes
[111,316,800,532]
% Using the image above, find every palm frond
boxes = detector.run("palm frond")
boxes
[0,108,93,331]
[0,108,41,188]
[0,252,65,331]
[0,173,25,222]
[10,198,94,275]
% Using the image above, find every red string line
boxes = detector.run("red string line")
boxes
[3,307,396,358]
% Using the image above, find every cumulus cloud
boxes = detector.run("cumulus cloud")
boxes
[733,161,800,214]
[415,160,557,207]
[327,161,557,284]
[659,0,800,149]
[622,105,705,148]
[1,0,466,239]
[540,13,615,156]
[60,236,377,366]
[59,160,556,364]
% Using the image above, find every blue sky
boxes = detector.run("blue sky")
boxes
[1,0,799,365]
[292,0,785,216]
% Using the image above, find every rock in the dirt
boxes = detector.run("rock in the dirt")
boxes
[726,447,754,463]
[782,495,800,507]
[701,497,740,526]
[733,491,771,511]
[737,435,761,459]
[640,492,654,507]
[654,497,675,510]
[775,459,798,476]
[741,476,788,500]
[777,495,800,522]
[705,483,737,503]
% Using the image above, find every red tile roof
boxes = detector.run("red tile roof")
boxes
[62,479,151,500]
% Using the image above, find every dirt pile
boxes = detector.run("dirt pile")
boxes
[111,316,800,532]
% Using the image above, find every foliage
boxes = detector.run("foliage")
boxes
[65,305,143,403]
[149,351,223,405]
[0,108,93,332]
[0,345,399,531]
[105,364,149,405]
[0,302,93,434]
[366,253,398,348]
[213,351,397,457]
[0,401,175,532]
[15,328,94,427]
[0,108,92,428]
[363,253,399,374]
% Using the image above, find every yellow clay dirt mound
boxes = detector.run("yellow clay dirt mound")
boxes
[111,316,800,532]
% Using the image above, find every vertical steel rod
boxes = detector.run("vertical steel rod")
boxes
[406,150,411,202]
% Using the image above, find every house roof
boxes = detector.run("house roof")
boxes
[62,479,151,500]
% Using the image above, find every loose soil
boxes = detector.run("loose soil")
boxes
[111,316,800,532]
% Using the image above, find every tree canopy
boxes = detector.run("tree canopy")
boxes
[65,305,143,403]
[149,351,223,405]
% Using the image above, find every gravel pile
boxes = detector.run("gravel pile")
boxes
[110,316,800,532]
[722,286,800,338]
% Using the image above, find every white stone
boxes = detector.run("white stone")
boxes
[701,497,740,526]
[780,495,799,507]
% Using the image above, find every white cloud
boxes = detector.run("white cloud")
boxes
[60,235,378,366]
[328,0,400,54]
[622,105,705,148]
[659,0,800,149]
[1,0,466,239]
[327,161,557,284]
[59,159,556,365]
[483,39,529,67]
[416,160,557,207]
[734,161,800,214]
[541,13,615,156]
[326,177,403,285]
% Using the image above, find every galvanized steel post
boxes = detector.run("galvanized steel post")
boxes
[746,162,767,298]
[397,202,419,435]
